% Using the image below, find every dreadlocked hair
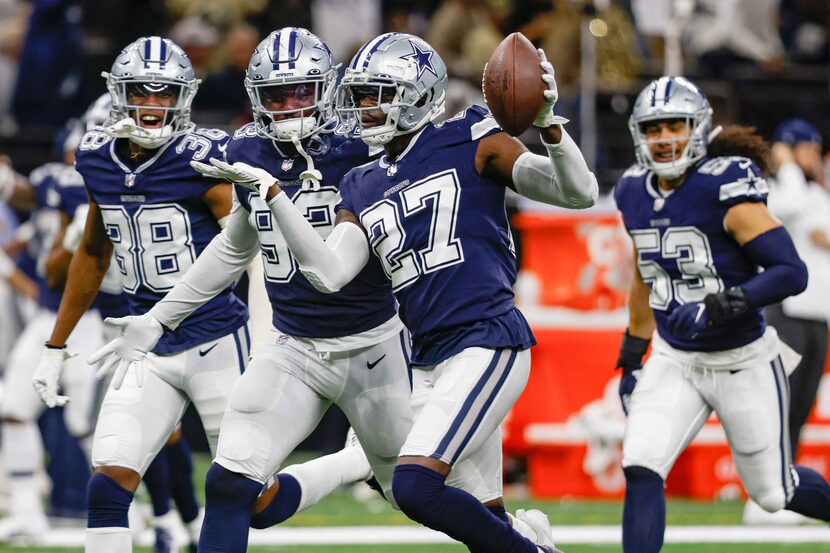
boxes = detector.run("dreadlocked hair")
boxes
[707,125,771,175]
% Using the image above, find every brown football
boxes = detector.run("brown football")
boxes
[481,32,545,136]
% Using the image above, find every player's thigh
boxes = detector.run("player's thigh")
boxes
[622,353,711,479]
[214,342,329,484]
[92,355,189,475]
[61,310,105,436]
[1,310,54,422]
[715,356,795,509]
[337,331,414,498]
[182,325,249,453]
[445,425,503,503]
[401,347,529,467]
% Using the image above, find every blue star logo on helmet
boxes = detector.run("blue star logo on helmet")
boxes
[400,41,437,79]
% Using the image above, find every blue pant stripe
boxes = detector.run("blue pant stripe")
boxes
[447,349,517,464]
[399,329,412,392]
[232,329,245,374]
[770,356,794,501]
[432,349,514,464]
[242,324,251,357]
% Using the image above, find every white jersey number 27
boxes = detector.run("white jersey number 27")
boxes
[361,169,465,291]
[631,226,723,310]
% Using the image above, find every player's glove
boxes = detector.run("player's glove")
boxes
[667,301,708,340]
[533,48,569,128]
[191,158,278,199]
[87,313,164,390]
[615,330,649,415]
[33,345,72,407]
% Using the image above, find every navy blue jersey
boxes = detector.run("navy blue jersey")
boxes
[614,156,770,351]
[337,105,535,365]
[227,124,395,338]
[75,128,248,354]
[29,162,72,312]
[51,166,129,319]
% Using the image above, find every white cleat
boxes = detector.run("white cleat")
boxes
[743,499,817,526]
[0,514,48,544]
[516,509,564,553]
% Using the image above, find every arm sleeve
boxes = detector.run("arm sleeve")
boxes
[149,192,260,329]
[740,226,808,309]
[511,127,599,208]
[266,192,369,293]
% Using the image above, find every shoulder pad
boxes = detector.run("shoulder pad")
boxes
[78,129,112,152]
[175,128,228,162]
[697,157,768,205]
[232,123,258,141]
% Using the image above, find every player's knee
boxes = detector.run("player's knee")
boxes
[391,464,445,523]
[751,488,787,513]
[87,473,134,528]
[204,463,261,509]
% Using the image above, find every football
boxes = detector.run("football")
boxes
[481,32,545,136]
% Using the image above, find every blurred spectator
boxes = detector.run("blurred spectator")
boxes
[194,23,259,126]
[0,5,27,136]
[766,119,830,457]
[427,0,503,81]
[311,0,380,64]
[169,15,221,77]
[12,0,85,127]
[684,0,785,77]
[166,0,267,27]
[779,0,829,64]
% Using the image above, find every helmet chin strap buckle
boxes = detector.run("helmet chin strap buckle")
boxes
[290,135,323,191]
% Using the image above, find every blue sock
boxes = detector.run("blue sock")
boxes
[622,466,665,553]
[87,473,133,528]
[143,449,171,517]
[250,474,302,529]
[488,505,508,523]
[166,436,200,523]
[199,463,263,553]
[392,464,537,553]
[786,466,830,521]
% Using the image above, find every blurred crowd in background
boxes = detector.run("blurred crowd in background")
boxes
[0,0,826,187]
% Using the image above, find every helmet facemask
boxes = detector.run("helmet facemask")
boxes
[105,79,196,148]
[630,113,710,180]
[246,73,337,142]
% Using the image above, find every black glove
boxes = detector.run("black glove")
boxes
[703,286,749,324]
[615,330,650,415]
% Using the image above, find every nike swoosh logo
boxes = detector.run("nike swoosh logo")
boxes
[199,343,218,357]
[366,355,386,369]
[729,369,741,375]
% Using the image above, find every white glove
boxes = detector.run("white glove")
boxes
[533,48,569,128]
[191,158,278,199]
[62,205,89,253]
[87,313,164,390]
[33,347,72,408]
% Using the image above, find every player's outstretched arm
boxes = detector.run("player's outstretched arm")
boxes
[149,189,260,330]
[616,255,655,414]
[34,197,112,407]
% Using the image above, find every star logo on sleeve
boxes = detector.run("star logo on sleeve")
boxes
[400,41,438,79]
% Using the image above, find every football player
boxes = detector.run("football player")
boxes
[613,76,830,553]
[189,32,597,553]
[0,127,105,542]
[31,37,250,553]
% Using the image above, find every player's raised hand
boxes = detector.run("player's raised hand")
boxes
[87,313,163,389]
[533,48,569,128]
[33,347,72,407]
[667,301,709,340]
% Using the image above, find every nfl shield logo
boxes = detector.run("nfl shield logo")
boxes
[124,173,136,188]
[281,159,294,171]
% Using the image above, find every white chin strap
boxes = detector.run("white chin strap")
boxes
[105,117,174,149]
[270,117,317,142]
[289,135,323,191]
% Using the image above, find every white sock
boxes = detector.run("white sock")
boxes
[86,527,132,553]
[187,508,204,543]
[2,421,45,518]
[280,445,372,512]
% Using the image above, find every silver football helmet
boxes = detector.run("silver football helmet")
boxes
[336,33,448,147]
[102,36,199,148]
[628,76,713,179]
[245,27,337,142]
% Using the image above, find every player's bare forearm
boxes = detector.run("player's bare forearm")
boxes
[48,243,111,347]
[538,124,563,144]
[628,268,655,340]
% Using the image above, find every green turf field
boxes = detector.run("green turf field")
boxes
[2,454,825,552]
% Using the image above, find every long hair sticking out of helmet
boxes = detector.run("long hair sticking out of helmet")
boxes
[628,76,712,179]
[707,125,771,175]
[335,33,448,147]
[102,36,199,149]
